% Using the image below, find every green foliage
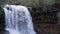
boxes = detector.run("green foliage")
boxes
[0,0,6,5]
[43,0,55,5]
[0,6,4,16]
[4,0,42,9]
[0,0,56,8]
[5,0,55,9]
[25,0,42,8]
[5,0,21,4]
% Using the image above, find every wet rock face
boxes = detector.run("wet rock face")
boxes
[0,6,5,34]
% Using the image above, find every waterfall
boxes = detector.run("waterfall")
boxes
[3,5,36,34]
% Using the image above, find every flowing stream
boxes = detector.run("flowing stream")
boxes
[3,5,36,34]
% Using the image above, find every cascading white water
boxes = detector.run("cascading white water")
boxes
[3,5,36,34]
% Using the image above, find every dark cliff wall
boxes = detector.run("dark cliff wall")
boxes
[0,6,6,34]
[31,3,59,34]
[31,3,58,24]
